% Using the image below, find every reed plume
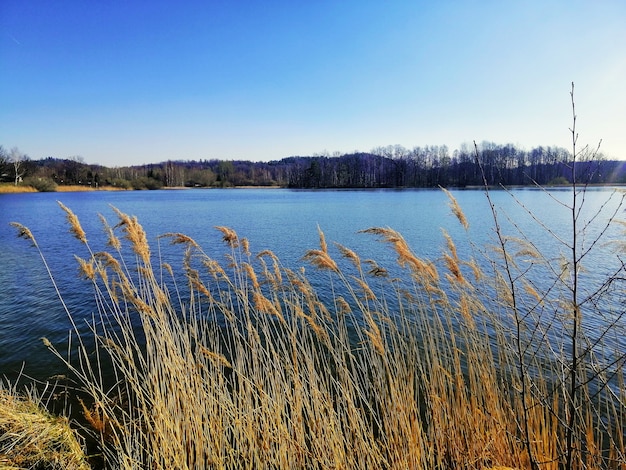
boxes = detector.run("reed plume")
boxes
[215,225,239,248]
[58,201,87,244]
[112,206,150,265]
[303,248,339,273]
[440,186,469,230]
[9,222,37,247]
[99,213,121,251]
[361,227,438,283]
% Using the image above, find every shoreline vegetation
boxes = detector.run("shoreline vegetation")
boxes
[2,181,625,195]
[0,183,285,194]
[2,140,626,194]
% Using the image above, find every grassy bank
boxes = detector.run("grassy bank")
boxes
[0,384,89,469]
[0,183,280,194]
[55,185,129,192]
[0,183,131,194]
[0,183,38,193]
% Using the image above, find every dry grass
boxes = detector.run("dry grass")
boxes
[55,185,129,192]
[0,183,37,193]
[0,386,90,470]
[55,185,99,192]
[7,196,626,469]
[0,183,129,193]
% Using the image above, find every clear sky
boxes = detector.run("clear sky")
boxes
[1,1,625,166]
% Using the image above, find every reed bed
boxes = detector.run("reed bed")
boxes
[55,185,129,192]
[8,193,626,469]
[0,183,128,193]
[0,183,37,193]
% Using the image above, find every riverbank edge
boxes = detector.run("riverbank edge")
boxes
[3,182,626,195]
[0,184,286,194]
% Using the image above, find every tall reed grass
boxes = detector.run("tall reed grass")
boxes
[8,185,625,469]
[0,183,37,193]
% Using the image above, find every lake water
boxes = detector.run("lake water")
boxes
[1,187,625,384]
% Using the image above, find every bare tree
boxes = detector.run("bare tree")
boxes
[9,147,28,186]
[475,83,626,469]
[0,146,8,181]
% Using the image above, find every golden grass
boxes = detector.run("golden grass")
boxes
[0,387,90,470]
[0,183,37,193]
[0,183,130,193]
[55,185,128,192]
[7,196,626,469]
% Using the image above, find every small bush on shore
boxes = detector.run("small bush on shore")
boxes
[23,176,58,192]
[131,176,163,190]
[109,177,133,189]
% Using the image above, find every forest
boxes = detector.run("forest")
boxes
[1,142,625,190]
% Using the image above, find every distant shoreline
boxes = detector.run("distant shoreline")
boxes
[0,184,284,194]
[2,182,625,195]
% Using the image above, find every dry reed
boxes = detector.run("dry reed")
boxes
[6,195,625,470]
[0,183,37,193]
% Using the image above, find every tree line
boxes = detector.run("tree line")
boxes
[2,142,625,191]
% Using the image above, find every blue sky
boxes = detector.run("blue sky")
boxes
[1,1,625,166]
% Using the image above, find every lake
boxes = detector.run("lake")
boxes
[1,187,625,384]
